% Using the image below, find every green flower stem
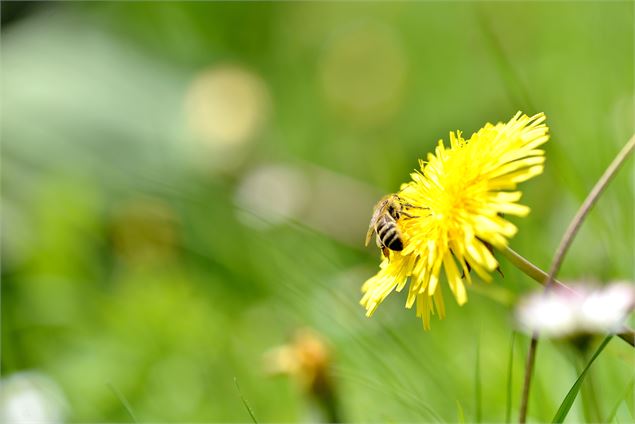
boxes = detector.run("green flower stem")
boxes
[501,246,635,348]
[500,246,574,293]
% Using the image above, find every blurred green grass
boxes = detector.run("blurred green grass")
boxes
[1,1,634,422]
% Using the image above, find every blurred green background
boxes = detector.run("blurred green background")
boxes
[1,1,634,422]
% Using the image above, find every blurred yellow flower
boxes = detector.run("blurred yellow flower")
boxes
[263,328,331,391]
[362,112,549,329]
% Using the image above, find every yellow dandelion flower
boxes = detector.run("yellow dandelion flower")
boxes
[362,112,549,329]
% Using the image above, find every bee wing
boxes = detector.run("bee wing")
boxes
[365,223,376,246]
[365,201,385,246]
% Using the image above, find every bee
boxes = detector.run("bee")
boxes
[366,194,417,257]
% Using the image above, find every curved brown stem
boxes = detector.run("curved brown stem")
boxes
[516,133,635,423]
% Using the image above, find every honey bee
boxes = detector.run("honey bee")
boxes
[366,194,418,257]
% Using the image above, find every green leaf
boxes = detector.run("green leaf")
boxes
[552,335,613,423]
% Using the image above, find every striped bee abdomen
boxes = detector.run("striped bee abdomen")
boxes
[376,215,404,251]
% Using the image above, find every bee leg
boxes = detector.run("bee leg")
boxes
[400,211,422,219]
[402,202,429,210]
[382,246,390,259]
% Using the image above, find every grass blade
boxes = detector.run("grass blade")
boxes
[506,332,516,423]
[106,381,137,422]
[234,377,258,424]
[552,335,613,423]
[456,399,465,424]
[475,5,536,113]
[606,377,635,423]
[333,367,443,423]
[475,332,482,423]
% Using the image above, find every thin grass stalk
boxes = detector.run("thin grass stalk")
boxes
[475,334,482,423]
[551,336,613,423]
[605,377,635,422]
[518,335,538,424]
[582,356,603,422]
[505,332,516,423]
[517,134,635,423]
[234,377,258,424]
[106,381,138,423]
